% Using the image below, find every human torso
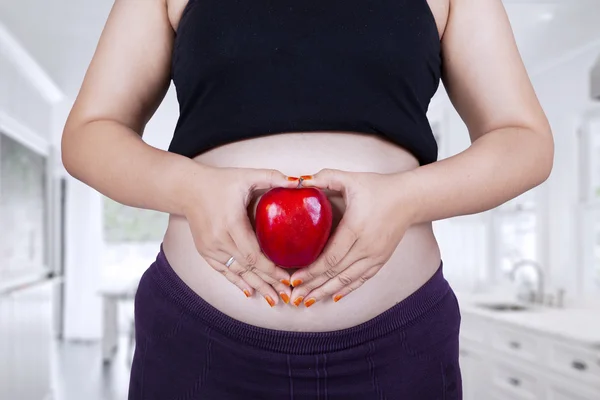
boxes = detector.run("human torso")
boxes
[161,0,449,331]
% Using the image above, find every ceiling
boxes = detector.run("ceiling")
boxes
[0,0,113,97]
[1,0,600,98]
[504,0,600,74]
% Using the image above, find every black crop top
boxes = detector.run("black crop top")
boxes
[169,0,442,165]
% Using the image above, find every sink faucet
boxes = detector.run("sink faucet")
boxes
[509,259,545,304]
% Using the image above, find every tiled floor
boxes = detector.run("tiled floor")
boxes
[52,336,132,400]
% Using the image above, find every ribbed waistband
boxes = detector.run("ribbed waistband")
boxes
[148,245,450,355]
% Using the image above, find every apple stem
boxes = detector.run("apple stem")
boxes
[297,178,304,189]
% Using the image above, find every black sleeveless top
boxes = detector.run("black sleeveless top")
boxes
[169,0,442,165]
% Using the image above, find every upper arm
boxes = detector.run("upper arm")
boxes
[441,0,551,141]
[65,0,174,135]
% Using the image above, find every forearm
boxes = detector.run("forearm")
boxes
[401,126,554,224]
[61,120,202,216]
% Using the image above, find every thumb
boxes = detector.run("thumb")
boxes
[246,168,299,190]
[300,168,347,192]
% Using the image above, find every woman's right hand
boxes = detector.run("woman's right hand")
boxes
[182,165,298,307]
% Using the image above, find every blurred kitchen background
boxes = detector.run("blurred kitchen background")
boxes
[1,0,600,399]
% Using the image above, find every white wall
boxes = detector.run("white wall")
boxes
[143,86,179,151]
[62,178,104,340]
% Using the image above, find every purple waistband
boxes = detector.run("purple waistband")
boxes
[148,245,449,354]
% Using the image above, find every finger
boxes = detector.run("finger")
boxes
[223,248,290,305]
[304,261,382,306]
[207,249,236,263]
[218,234,281,306]
[226,258,280,307]
[204,256,254,298]
[330,265,382,303]
[246,168,300,190]
[254,269,292,304]
[219,233,292,289]
[289,250,365,306]
[229,217,291,283]
[220,232,290,305]
[299,168,347,192]
[290,221,358,288]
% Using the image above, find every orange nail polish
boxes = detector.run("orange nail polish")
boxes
[265,296,276,307]
[280,292,290,304]
[333,294,343,302]
[287,176,300,182]
[281,279,290,287]
[293,296,304,307]
[304,298,316,308]
[300,175,313,181]
[292,279,303,287]
[243,289,251,298]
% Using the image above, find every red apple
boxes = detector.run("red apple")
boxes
[255,187,333,268]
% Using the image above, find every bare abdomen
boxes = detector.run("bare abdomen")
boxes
[162,131,441,331]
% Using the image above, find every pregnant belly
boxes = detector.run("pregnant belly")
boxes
[162,131,442,331]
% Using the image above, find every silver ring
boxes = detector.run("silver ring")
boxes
[225,256,235,268]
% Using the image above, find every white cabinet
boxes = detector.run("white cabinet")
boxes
[459,343,488,400]
[546,384,598,400]
[489,361,543,399]
[490,325,542,363]
[546,339,600,387]
[460,312,600,400]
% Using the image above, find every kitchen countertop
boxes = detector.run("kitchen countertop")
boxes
[455,291,600,349]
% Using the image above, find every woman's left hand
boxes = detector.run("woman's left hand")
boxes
[289,168,417,307]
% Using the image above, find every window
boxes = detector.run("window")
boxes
[578,111,600,293]
[0,132,48,282]
[102,197,168,282]
[491,189,538,280]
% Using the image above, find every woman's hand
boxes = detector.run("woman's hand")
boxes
[289,169,417,307]
[183,165,299,307]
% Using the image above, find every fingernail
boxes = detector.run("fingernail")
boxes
[281,279,290,286]
[333,294,343,302]
[287,176,300,182]
[265,296,276,307]
[293,296,304,307]
[243,289,251,298]
[279,292,290,304]
[300,175,313,181]
[304,298,316,308]
[291,279,303,287]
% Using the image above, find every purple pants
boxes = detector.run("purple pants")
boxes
[128,248,462,400]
